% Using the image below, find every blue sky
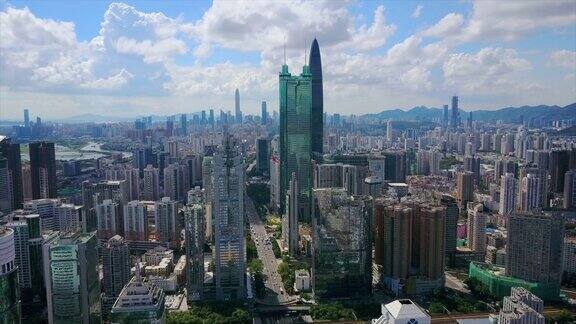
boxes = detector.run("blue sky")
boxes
[1,0,575,119]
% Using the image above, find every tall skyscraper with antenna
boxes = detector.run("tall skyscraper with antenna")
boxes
[279,54,313,220]
[309,38,324,156]
[235,89,242,123]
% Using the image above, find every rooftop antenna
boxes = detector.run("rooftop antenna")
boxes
[304,38,307,66]
[283,36,286,65]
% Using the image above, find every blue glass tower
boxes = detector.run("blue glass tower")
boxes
[309,38,323,156]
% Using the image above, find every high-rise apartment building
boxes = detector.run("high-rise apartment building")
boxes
[24,198,61,232]
[29,141,56,199]
[441,195,458,267]
[101,235,131,318]
[0,136,23,210]
[96,199,122,240]
[498,287,545,324]
[564,170,576,210]
[506,212,564,299]
[519,173,541,212]
[0,227,21,323]
[142,164,160,201]
[500,173,517,216]
[184,204,205,302]
[373,200,445,295]
[467,203,487,255]
[43,231,100,323]
[207,136,246,300]
[155,197,179,247]
[312,188,372,298]
[123,200,148,241]
[279,61,313,220]
[309,38,324,156]
[105,166,140,202]
[456,171,474,207]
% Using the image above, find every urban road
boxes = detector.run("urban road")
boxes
[245,194,299,306]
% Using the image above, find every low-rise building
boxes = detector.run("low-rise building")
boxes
[294,269,310,292]
[372,299,431,324]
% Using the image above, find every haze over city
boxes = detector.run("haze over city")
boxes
[1,0,575,120]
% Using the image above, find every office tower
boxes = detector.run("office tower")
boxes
[467,203,487,255]
[184,204,205,302]
[56,203,82,232]
[142,165,160,201]
[506,212,564,299]
[312,188,372,298]
[256,137,270,173]
[96,199,122,239]
[166,117,174,137]
[564,170,576,209]
[180,114,187,135]
[155,197,179,246]
[43,231,100,324]
[261,101,268,125]
[549,150,570,193]
[519,173,541,212]
[269,155,281,210]
[441,195,458,267]
[29,141,56,199]
[0,137,23,210]
[450,96,459,128]
[110,264,165,323]
[499,173,517,216]
[282,173,299,256]
[209,109,215,126]
[498,287,545,324]
[0,158,11,213]
[456,171,474,207]
[235,88,242,123]
[443,104,449,127]
[22,164,32,202]
[101,235,131,318]
[24,109,29,127]
[342,164,360,195]
[309,38,324,156]
[383,151,406,182]
[207,136,246,300]
[315,164,343,188]
[279,61,313,220]
[0,227,21,323]
[368,156,385,180]
[123,200,148,241]
[386,120,393,142]
[24,198,60,231]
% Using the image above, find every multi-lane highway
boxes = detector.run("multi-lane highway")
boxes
[245,194,296,304]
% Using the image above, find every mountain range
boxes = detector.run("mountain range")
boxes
[361,103,576,123]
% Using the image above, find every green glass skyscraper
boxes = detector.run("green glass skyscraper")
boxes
[280,62,313,221]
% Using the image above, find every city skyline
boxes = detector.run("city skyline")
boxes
[1,0,575,120]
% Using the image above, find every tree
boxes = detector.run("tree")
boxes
[428,302,445,314]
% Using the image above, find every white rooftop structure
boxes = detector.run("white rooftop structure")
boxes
[372,299,430,324]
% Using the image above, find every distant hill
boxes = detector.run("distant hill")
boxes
[362,103,576,123]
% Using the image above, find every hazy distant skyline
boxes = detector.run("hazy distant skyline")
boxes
[1,0,575,120]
